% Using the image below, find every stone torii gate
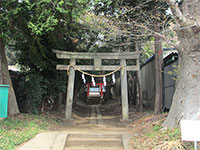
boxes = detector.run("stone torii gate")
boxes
[53,48,141,121]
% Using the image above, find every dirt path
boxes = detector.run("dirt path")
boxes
[17,102,132,150]
[64,103,132,150]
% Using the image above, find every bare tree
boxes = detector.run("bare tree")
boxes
[83,0,200,128]
[120,0,200,128]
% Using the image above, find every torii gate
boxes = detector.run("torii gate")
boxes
[52,46,141,121]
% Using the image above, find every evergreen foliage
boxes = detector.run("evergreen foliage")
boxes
[0,0,169,113]
[0,0,91,113]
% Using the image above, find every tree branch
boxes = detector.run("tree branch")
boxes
[165,0,192,26]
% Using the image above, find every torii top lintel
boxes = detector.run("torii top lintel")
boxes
[52,49,140,71]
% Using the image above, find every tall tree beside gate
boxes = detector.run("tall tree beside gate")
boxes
[0,38,3,85]
[0,0,91,114]
[0,38,19,115]
[116,0,200,128]
[0,1,19,115]
[162,0,200,128]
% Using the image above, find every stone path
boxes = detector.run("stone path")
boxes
[16,105,131,150]
[89,105,104,124]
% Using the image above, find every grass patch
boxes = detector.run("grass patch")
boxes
[130,113,193,150]
[0,113,60,150]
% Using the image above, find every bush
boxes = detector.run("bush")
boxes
[19,73,48,114]
[17,71,67,114]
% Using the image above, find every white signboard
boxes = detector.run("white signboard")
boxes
[181,120,200,141]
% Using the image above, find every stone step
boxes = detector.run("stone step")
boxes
[67,137,121,141]
[66,140,123,148]
[66,148,124,150]
[65,148,124,150]
[66,141,123,149]
[68,134,121,138]
[65,134,124,150]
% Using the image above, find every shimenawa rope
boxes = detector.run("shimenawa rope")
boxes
[67,64,124,77]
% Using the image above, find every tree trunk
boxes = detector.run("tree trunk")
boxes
[0,38,19,115]
[163,42,200,128]
[115,77,121,102]
[136,70,143,112]
[132,75,137,105]
[52,93,62,112]
[163,0,200,128]
[154,37,163,114]
[0,39,2,84]
[128,72,134,104]
[58,92,62,112]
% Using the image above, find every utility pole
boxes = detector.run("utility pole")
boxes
[154,36,163,113]
[154,0,163,113]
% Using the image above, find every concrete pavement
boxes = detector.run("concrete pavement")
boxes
[16,132,68,150]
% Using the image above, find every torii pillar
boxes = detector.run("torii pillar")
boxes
[120,59,129,121]
[65,59,75,120]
